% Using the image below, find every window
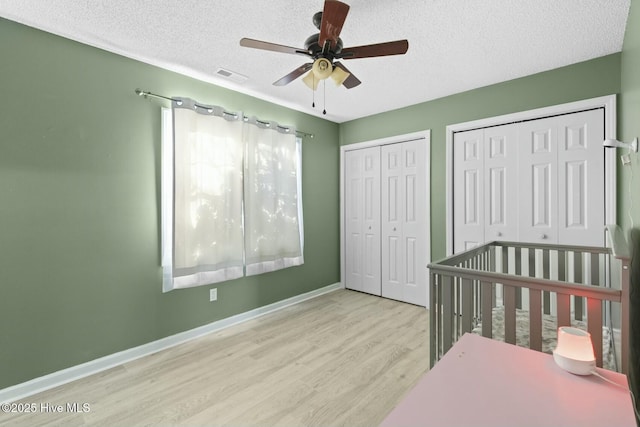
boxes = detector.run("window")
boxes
[161,100,303,292]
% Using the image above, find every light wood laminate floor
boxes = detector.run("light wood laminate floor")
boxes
[2,289,429,427]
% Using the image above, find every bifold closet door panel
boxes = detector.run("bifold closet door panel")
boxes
[381,143,404,301]
[518,117,559,245]
[518,109,605,247]
[484,124,519,244]
[381,140,427,306]
[453,129,485,254]
[344,147,381,295]
[556,109,605,247]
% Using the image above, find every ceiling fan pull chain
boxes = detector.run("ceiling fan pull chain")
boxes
[323,80,327,115]
[312,74,316,108]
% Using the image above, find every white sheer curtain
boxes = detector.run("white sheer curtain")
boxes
[162,101,304,292]
[163,100,245,291]
[243,119,304,275]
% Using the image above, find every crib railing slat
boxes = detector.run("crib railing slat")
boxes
[515,248,522,309]
[557,293,571,328]
[529,289,543,351]
[461,279,473,334]
[574,296,584,321]
[514,247,522,274]
[591,252,600,286]
[430,273,437,368]
[574,251,583,283]
[587,297,603,368]
[436,272,443,360]
[501,247,508,274]
[455,277,461,340]
[542,249,551,315]
[442,275,454,355]
[543,248,550,278]
[490,246,497,308]
[574,252,584,321]
[558,250,567,281]
[481,281,493,338]
[543,292,551,315]
[528,248,535,278]
[504,285,516,345]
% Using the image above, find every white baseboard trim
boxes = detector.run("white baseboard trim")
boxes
[0,282,342,404]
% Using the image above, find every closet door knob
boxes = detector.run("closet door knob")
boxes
[496,232,502,237]
[368,226,372,230]
[393,227,397,231]
[540,234,547,240]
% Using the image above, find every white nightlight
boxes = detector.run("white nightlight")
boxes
[553,327,596,375]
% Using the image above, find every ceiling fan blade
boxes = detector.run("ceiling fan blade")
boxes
[240,38,311,57]
[340,40,409,60]
[319,0,350,51]
[334,62,361,89]
[273,63,313,86]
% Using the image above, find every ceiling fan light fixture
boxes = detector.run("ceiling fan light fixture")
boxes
[312,58,333,80]
[302,71,319,90]
[330,66,350,86]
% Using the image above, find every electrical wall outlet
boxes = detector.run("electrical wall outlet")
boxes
[209,288,218,302]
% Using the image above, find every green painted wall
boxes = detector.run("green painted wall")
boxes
[340,54,622,262]
[619,0,640,413]
[0,18,340,389]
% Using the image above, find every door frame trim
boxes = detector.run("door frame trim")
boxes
[445,94,617,255]
[339,130,431,304]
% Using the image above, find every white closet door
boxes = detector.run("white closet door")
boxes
[453,129,485,253]
[344,147,381,295]
[381,140,427,306]
[484,124,518,243]
[557,109,605,246]
[519,117,559,244]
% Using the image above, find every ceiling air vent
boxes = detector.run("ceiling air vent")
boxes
[215,68,248,84]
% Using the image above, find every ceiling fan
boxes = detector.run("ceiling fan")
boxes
[239,0,409,91]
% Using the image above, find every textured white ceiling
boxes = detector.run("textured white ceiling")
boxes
[0,0,631,123]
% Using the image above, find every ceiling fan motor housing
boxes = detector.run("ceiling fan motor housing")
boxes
[304,33,343,59]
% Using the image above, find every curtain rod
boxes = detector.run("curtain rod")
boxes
[135,89,314,139]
